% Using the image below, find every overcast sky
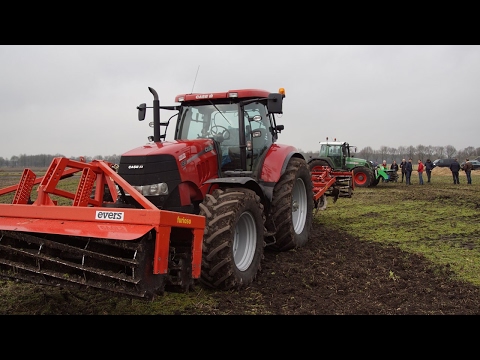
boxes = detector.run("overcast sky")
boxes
[1,45,479,159]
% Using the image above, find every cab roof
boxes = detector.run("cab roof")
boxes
[175,89,271,103]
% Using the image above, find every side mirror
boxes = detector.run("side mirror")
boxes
[267,93,283,114]
[137,103,147,121]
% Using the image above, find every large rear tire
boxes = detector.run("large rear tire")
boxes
[268,157,314,251]
[353,166,373,187]
[308,159,329,172]
[198,188,265,290]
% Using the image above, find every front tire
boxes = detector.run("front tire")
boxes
[269,157,314,251]
[353,167,373,187]
[198,188,265,290]
[370,176,380,186]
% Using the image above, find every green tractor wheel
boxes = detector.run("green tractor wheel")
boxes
[353,167,373,187]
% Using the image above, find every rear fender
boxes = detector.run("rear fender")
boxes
[308,157,335,169]
[254,145,305,203]
[259,144,304,183]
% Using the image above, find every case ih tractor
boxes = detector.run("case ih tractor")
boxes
[0,87,352,299]
[309,138,395,187]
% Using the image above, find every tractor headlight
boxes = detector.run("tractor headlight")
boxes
[146,183,169,195]
[118,183,169,196]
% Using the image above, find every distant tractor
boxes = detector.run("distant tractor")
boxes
[309,138,396,187]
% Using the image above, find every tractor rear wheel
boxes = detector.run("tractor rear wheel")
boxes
[353,166,373,187]
[268,157,314,251]
[308,159,329,171]
[198,188,265,290]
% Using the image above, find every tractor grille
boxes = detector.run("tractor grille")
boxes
[117,154,182,209]
[118,154,180,186]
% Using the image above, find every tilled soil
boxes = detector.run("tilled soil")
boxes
[2,222,480,315]
[188,223,480,315]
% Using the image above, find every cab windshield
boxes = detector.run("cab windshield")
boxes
[177,104,239,140]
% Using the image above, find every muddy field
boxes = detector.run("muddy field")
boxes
[2,222,479,315]
[199,225,480,315]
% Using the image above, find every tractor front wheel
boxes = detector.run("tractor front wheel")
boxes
[353,167,373,187]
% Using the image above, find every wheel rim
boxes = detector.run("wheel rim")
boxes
[292,177,308,234]
[354,172,368,186]
[233,211,257,271]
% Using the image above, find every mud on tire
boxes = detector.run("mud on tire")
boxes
[268,157,314,251]
[198,188,265,290]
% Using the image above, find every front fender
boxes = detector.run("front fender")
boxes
[203,177,265,201]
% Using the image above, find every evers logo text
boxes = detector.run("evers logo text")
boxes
[95,211,125,221]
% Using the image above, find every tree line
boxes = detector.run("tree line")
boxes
[0,154,121,168]
[1,144,479,169]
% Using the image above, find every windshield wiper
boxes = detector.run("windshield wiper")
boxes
[208,100,232,126]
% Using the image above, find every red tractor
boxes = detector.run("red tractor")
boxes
[0,87,352,299]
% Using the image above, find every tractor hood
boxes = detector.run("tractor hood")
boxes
[121,139,216,158]
[346,157,372,168]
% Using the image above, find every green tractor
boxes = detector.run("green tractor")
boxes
[309,139,397,188]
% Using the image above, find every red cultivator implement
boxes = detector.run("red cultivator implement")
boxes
[310,162,354,213]
[0,157,205,299]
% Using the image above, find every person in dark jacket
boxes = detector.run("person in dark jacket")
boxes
[390,160,399,182]
[425,159,434,183]
[405,158,413,185]
[463,158,473,185]
[399,158,407,183]
[450,158,461,184]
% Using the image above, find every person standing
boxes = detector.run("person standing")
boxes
[400,158,407,183]
[464,158,473,184]
[450,158,461,184]
[417,159,424,185]
[390,160,399,182]
[380,160,388,182]
[405,158,413,185]
[425,158,434,183]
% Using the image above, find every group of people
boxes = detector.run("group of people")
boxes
[399,159,417,185]
[394,158,473,185]
[449,158,473,185]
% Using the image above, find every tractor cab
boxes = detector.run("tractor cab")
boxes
[319,141,347,169]
[173,89,284,174]
[137,87,285,174]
